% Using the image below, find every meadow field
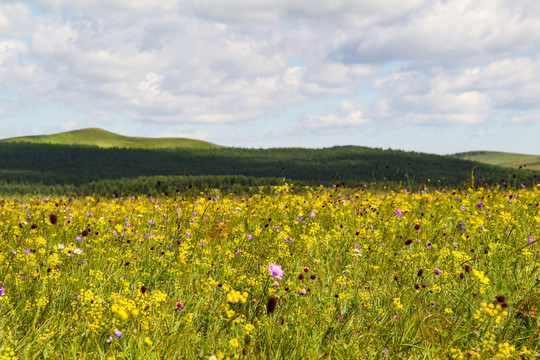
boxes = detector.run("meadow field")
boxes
[0,183,539,359]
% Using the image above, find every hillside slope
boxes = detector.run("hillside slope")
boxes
[454,151,540,171]
[0,142,529,189]
[0,128,220,149]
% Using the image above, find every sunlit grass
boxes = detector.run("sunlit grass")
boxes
[0,183,539,359]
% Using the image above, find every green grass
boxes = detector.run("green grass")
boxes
[0,184,539,359]
[454,151,540,170]
[0,128,221,149]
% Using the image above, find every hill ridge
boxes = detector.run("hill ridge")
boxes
[0,128,220,149]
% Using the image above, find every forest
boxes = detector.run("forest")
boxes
[0,142,535,195]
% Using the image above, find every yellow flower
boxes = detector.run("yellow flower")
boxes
[144,337,153,346]
[244,323,255,334]
[229,338,240,347]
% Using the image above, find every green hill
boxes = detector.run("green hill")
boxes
[0,142,533,195]
[453,151,540,171]
[0,128,221,149]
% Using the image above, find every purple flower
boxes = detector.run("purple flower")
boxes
[528,236,534,244]
[460,205,466,211]
[268,263,284,279]
[382,348,388,355]
[0,285,4,296]
[394,208,402,217]
[246,234,253,240]
[477,202,485,208]
[113,329,122,338]
[426,241,432,249]
[310,211,316,217]
[433,268,441,275]
[25,249,30,255]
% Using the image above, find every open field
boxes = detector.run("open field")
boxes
[0,183,539,359]
[454,151,540,171]
[0,128,220,149]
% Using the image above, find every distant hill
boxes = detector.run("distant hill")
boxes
[0,142,532,194]
[0,128,221,149]
[453,151,540,171]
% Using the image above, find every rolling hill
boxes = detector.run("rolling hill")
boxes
[0,128,536,195]
[453,151,540,171]
[0,128,221,149]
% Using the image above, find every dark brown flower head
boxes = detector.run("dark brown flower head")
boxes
[266,296,278,315]
[414,284,420,289]
[304,268,309,273]
[310,274,316,280]
[140,286,147,295]
[49,214,58,225]
[298,274,304,280]
[82,230,89,237]
[394,276,399,281]
[31,224,38,229]
[464,264,470,272]
[460,272,464,279]
[417,269,424,277]
[414,224,421,230]
[496,295,506,303]
[405,239,413,245]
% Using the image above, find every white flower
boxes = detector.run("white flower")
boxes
[73,248,83,255]
[57,244,65,250]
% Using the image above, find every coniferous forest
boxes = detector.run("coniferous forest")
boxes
[0,142,535,195]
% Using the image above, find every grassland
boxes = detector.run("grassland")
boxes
[454,151,540,171]
[0,128,220,149]
[0,183,538,359]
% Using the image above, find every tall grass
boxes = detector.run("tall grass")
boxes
[0,183,538,359]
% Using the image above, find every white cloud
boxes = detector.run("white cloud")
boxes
[511,113,540,124]
[301,100,370,130]
[0,3,31,36]
[1,0,540,151]
[193,0,426,25]
[342,0,540,65]
[35,0,178,11]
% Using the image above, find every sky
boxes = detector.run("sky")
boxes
[1,0,540,155]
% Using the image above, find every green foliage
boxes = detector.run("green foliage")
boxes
[0,142,535,195]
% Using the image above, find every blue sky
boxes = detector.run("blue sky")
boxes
[1,0,540,155]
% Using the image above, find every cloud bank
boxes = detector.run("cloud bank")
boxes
[1,0,540,153]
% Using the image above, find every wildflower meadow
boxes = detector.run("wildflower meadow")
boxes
[0,183,539,359]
